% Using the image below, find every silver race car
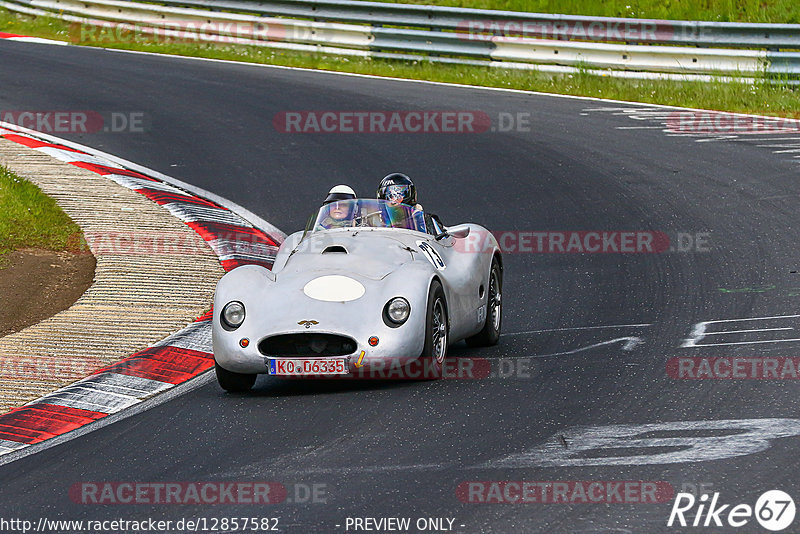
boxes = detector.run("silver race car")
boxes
[212,198,502,391]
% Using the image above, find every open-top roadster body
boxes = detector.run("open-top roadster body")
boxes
[212,198,502,391]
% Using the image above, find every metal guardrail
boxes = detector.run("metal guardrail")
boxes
[147,0,800,50]
[2,0,799,80]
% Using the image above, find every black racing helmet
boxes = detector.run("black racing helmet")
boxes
[377,173,417,206]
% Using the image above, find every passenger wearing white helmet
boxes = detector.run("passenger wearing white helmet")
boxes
[318,184,358,229]
[323,184,357,205]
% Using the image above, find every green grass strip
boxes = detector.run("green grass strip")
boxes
[0,165,84,263]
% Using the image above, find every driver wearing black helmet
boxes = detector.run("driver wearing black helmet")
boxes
[377,173,444,235]
[377,173,422,212]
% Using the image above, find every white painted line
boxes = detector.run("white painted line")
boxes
[108,175,185,193]
[86,373,173,394]
[686,338,800,347]
[211,242,278,261]
[35,147,125,167]
[682,314,800,348]
[755,144,800,148]
[702,327,792,336]
[0,439,29,454]
[152,321,212,353]
[67,45,784,120]
[163,203,251,226]
[692,314,800,323]
[3,29,797,131]
[7,36,68,45]
[217,252,276,263]
[694,136,739,142]
[29,386,141,414]
[503,324,651,336]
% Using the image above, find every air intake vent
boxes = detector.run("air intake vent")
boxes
[259,333,357,357]
[322,245,347,254]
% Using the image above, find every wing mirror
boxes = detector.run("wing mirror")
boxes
[435,224,470,240]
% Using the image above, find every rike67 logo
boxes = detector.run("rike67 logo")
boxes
[668,490,795,531]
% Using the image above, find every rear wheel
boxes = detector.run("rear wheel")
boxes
[466,258,502,347]
[420,281,449,379]
[215,361,257,392]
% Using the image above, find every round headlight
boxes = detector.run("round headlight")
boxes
[222,301,246,329]
[386,297,410,324]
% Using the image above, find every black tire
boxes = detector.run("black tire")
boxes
[466,258,502,347]
[419,281,449,379]
[215,360,257,392]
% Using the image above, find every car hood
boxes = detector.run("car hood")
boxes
[276,229,421,281]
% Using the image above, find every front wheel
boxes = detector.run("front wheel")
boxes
[466,258,502,347]
[215,361,257,392]
[420,281,449,379]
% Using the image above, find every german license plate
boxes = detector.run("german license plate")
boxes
[268,358,349,376]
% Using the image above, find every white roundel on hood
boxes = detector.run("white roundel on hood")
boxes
[303,275,366,302]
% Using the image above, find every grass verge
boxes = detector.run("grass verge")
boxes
[0,165,84,265]
[0,8,798,119]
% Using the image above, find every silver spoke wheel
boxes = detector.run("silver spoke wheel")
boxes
[489,269,501,332]
[421,281,448,379]
[465,258,502,348]
[432,298,447,364]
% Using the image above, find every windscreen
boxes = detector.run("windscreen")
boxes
[305,198,426,234]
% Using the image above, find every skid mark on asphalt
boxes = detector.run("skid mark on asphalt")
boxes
[501,324,650,359]
[503,324,651,336]
[504,337,644,359]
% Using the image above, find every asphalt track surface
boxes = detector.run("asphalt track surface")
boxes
[2,41,800,533]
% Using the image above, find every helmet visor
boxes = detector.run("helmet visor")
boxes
[328,201,354,218]
[385,184,410,203]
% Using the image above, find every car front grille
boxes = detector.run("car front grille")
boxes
[258,333,358,357]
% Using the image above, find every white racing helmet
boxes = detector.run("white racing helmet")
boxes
[323,184,357,204]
